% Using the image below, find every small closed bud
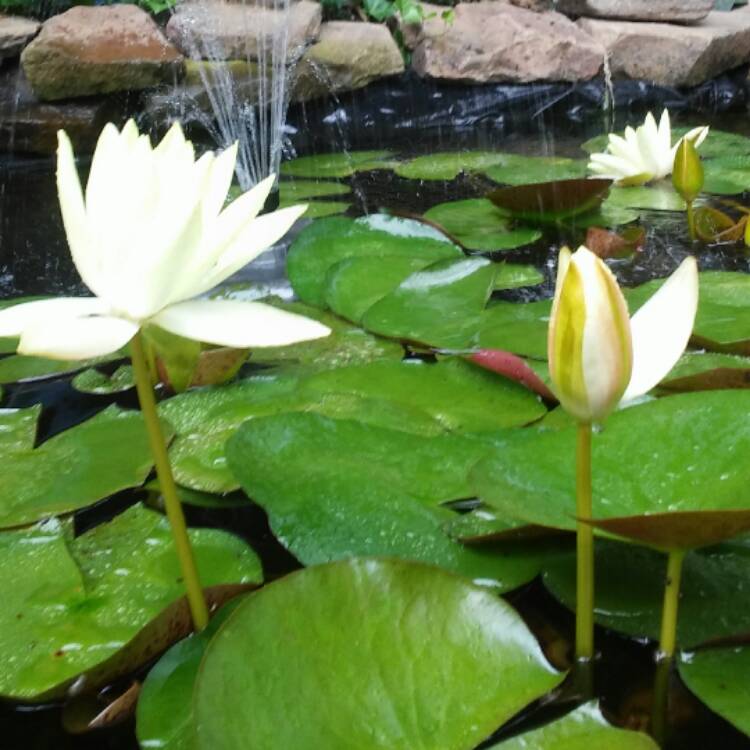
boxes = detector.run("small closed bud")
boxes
[672,137,704,204]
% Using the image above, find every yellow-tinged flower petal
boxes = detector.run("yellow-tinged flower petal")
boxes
[151,299,331,348]
[0,297,108,337]
[622,256,699,403]
[18,314,137,360]
[202,142,239,224]
[672,137,704,204]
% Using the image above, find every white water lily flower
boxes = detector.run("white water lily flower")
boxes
[0,120,330,359]
[588,110,709,186]
[548,246,698,422]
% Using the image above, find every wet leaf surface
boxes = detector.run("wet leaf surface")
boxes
[488,701,658,749]
[394,150,509,180]
[604,185,686,212]
[0,405,169,529]
[0,504,261,701]
[478,299,552,359]
[543,538,750,648]
[471,391,750,548]
[0,352,119,384]
[72,365,135,395]
[659,351,750,392]
[280,150,395,178]
[484,155,589,186]
[194,559,564,750]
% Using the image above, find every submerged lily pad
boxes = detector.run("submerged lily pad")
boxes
[287,214,461,307]
[227,411,554,588]
[280,150,394,178]
[0,405,169,529]
[679,646,750,737]
[489,702,657,749]
[543,539,750,648]
[423,198,542,251]
[0,504,261,700]
[471,391,750,549]
[194,559,563,750]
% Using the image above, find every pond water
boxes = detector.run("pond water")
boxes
[2,91,750,749]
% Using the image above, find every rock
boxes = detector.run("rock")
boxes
[20,6,183,102]
[580,7,750,87]
[166,0,321,62]
[293,21,405,101]
[557,0,713,24]
[508,0,552,11]
[411,2,604,83]
[0,14,39,61]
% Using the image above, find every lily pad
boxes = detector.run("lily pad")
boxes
[194,558,563,750]
[72,366,135,395]
[395,150,509,181]
[489,702,658,749]
[0,504,261,700]
[471,391,750,549]
[0,352,119,384]
[659,351,750,392]
[0,405,170,529]
[281,150,394,178]
[298,201,350,218]
[604,185,686,212]
[679,646,750,737]
[543,538,750,648]
[279,179,350,200]
[287,214,461,307]
[361,256,497,348]
[423,198,542,251]
[227,411,554,588]
[484,155,588,186]
[478,299,552,359]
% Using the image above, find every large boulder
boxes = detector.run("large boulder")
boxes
[20,6,183,101]
[166,0,321,61]
[294,21,405,101]
[0,14,39,61]
[579,7,750,87]
[557,0,714,24]
[410,2,604,83]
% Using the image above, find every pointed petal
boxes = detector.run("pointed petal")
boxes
[202,142,238,223]
[18,314,137,360]
[0,297,108,337]
[151,299,331,348]
[622,256,699,402]
[636,112,665,179]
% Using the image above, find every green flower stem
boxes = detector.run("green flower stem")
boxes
[651,656,672,744]
[130,331,209,631]
[687,202,696,240]
[576,420,595,663]
[658,548,686,660]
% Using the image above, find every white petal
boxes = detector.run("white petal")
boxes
[622,256,699,402]
[636,113,664,178]
[202,142,238,223]
[0,297,108,337]
[18,314,137,360]
[151,299,331,348]
[589,153,642,180]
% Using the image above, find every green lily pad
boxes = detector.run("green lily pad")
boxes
[288,214,461,307]
[281,150,394,178]
[298,201,350,218]
[484,155,588,186]
[227,412,555,588]
[478,299,552,359]
[702,167,750,196]
[194,558,564,750]
[72,365,135,395]
[488,702,658,749]
[423,198,542,251]
[279,179,350,200]
[568,203,641,228]
[543,538,750,648]
[605,184,686,212]
[471,391,750,549]
[395,150,510,181]
[0,352,119,384]
[659,351,750,392]
[679,646,750,737]
[136,598,245,750]
[0,504,261,701]
[0,405,170,529]
[361,256,497,348]
[495,264,544,289]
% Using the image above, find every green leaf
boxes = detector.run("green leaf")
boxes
[279,179,350,200]
[281,150,394,178]
[194,559,564,750]
[361,256,497,348]
[478,299,552,359]
[484,154,588,186]
[226,411,556,588]
[471,391,750,549]
[0,504,261,700]
[287,214,461,307]
[679,646,750,737]
[72,365,135,395]
[605,184,686,212]
[395,151,510,181]
[543,538,750,648]
[423,198,542,251]
[495,264,544,289]
[659,351,750,392]
[0,405,170,529]
[488,701,658,749]
[297,201,351,219]
[0,353,119,384]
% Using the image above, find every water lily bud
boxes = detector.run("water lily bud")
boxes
[672,137,704,204]
[548,246,633,423]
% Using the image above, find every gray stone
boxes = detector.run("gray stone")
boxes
[20,6,183,102]
[557,0,714,24]
[508,0,552,11]
[293,21,405,101]
[0,14,39,61]
[580,7,750,87]
[411,2,605,83]
[166,0,321,62]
